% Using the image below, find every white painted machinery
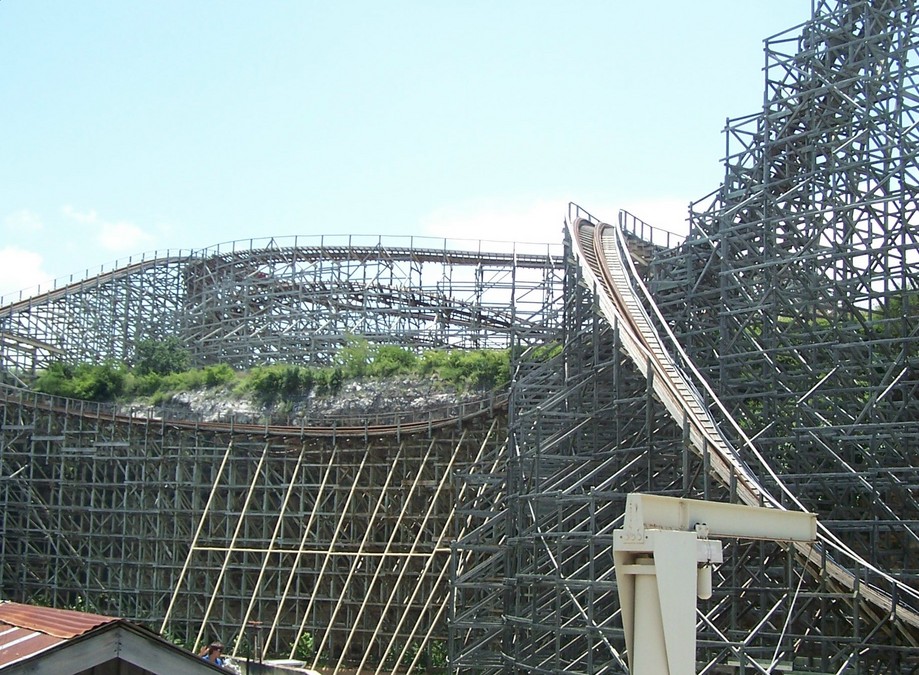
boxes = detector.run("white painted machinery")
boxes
[613,494,817,675]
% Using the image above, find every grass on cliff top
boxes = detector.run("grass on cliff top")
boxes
[31,338,533,405]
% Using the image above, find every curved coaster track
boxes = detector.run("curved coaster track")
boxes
[0,237,563,672]
[575,212,919,669]
[0,235,562,373]
[448,208,919,675]
[451,0,919,669]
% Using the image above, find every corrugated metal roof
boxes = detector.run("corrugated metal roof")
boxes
[0,602,119,668]
[0,602,115,639]
[0,628,60,668]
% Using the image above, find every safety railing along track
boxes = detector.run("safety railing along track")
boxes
[0,383,507,440]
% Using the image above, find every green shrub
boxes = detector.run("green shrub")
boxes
[454,350,509,388]
[126,372,164,396]
[419,350,450,377]
[417,349,510,389]
[313,366,343,395]
[203,363,236,387]
[146,364,239,394]
[33,362,75,397]
[243,364,313,404]
[336,337,372,378]
[160,628,193,652]
[35,362,127,401]
[428,639,448,670]
[123,363,238,401]
[160,370,201,391]
[150,389,174,406]
[290,632,315,661]
[369,345,417,377]
[31,343,518,405]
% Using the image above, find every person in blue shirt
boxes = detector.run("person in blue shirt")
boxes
[201,641,225,667]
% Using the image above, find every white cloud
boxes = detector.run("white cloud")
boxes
[97,221,156,252]
[4,209,44,232]
[617,197,691,235]
[0,246,52,299]
[420,196,691,248]
[61,205,99,225]
[421,198,571,245]
[61,205,155,253]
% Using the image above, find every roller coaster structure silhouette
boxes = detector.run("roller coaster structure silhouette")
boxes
[2,1,919,672]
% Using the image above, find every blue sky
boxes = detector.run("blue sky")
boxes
[1,1,806,299]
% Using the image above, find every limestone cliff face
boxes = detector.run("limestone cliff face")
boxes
[121,376,499,426]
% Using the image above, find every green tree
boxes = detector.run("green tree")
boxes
[133,337,191,376]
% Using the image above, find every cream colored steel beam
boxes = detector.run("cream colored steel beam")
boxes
[297,446,371,665]
[274,447,339,656]
[621,493,817,543]
[327,439,430,673]
[355,432,464,674]
[160,439,233,637]
[386,522,452,675]
[614,494,817,675]
[384,422,498,674]
[314,445,403,663]
[200,440,271,654]
[404,561,452,675]
[238,445,305,659]
[379,433,488,673]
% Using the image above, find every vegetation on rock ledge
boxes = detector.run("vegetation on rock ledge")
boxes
[32,337,515,405]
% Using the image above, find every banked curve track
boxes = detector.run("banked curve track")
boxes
[569,215,919,635]
[0,382,507,439]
